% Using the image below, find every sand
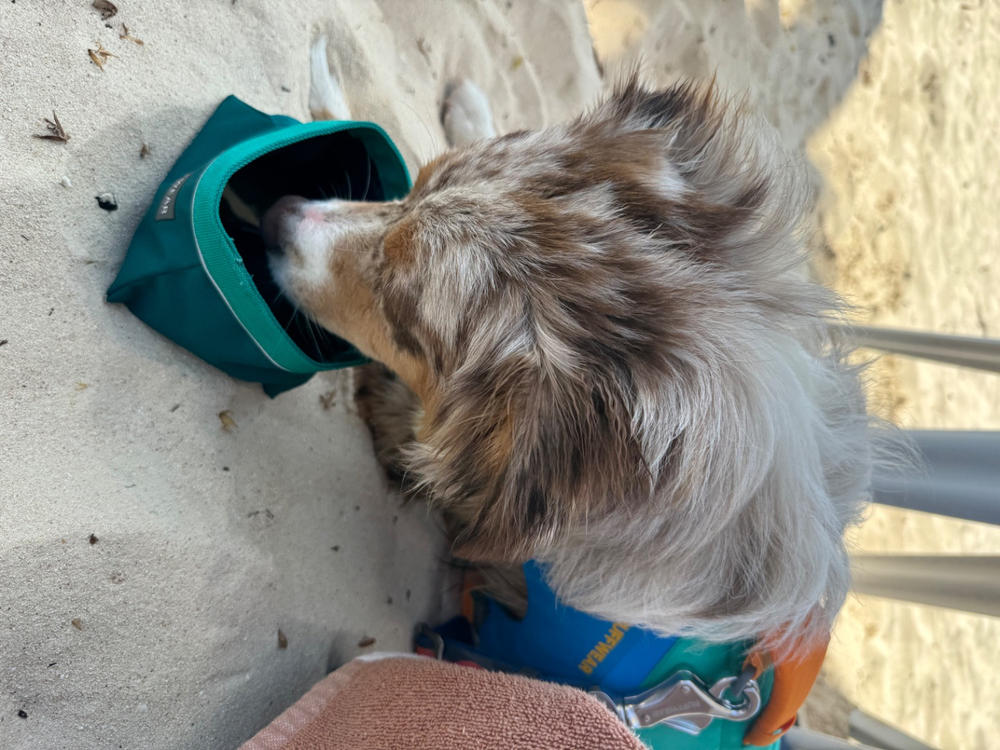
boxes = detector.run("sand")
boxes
[2,1,996,748]
[807,2,1000,748]
[0,2,598,748]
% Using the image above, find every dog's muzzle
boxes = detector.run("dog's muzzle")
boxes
[261,194,308,252]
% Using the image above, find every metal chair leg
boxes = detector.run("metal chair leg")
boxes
[843,324,1000,373]
[873,430,1000,527]
[851,554,1000,617]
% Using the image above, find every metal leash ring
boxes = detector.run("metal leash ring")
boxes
[708,673,762,717]
[714,664,758,705]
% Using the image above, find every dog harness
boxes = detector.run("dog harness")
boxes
[415,562,826,748]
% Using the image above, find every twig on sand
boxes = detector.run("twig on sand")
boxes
[33,111,69,142]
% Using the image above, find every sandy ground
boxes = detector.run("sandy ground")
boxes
[587,1,1000,748]
[808,2,1000,748]
[3,1,997,748]
[0,2,598,748]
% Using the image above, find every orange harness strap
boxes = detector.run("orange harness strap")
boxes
[741,636,829,746]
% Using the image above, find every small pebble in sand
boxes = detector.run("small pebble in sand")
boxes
[60,176,72,188]
[18,709,28,719]
[357,636,376,648]
[140,143,151,159]
[218,410,237,432]
[96,193,118,211]
[277,629,288,649]
[88,533,98,545]
[71,618,83,630]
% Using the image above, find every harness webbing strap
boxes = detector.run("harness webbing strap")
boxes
[742,638,828,746]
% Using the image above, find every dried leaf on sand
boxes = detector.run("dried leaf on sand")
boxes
[218,410,237,432]
[92,0,118,20]
[319,390,336,410]
[87,42,116,72]
[120,24,144,46]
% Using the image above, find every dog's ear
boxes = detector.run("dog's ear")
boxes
[597,73,725,135]
[582,74,806,276]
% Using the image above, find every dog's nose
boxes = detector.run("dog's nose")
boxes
[261,195,308,250]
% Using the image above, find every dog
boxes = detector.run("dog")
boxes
[265,39,879,659]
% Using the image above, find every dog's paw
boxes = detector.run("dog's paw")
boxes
[442,79,496,147]
[309,36,352,121]
[354,363,422,488]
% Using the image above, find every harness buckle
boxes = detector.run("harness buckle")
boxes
[591,670,762,735]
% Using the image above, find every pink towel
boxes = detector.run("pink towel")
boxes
[241,655,645,750]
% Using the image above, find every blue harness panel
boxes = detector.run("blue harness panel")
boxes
[474,562,679,693]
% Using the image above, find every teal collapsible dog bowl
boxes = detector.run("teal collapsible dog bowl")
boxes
[107,95,411,396]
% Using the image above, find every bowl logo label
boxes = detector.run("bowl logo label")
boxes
[156,173,191,221]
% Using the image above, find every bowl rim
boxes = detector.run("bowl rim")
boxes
[190,119,411,374]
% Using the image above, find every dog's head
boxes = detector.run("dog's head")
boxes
[267,77,873,651]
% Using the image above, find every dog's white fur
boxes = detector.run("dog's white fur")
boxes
[309,37,352,122]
